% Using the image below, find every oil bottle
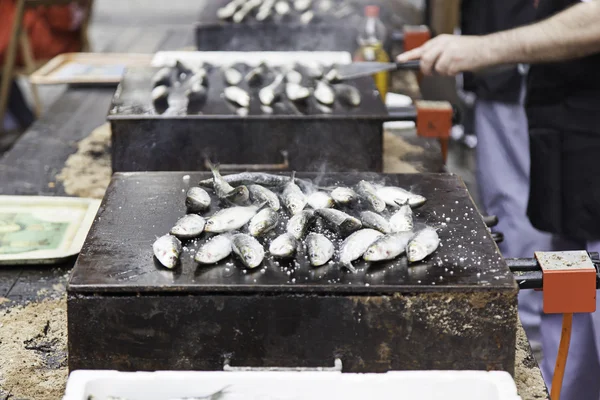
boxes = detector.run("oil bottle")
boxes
[353,5,389,100]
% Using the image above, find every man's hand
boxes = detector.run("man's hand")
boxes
[397,34,492,76]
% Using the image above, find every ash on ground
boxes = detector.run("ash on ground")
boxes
[56,122,111,199]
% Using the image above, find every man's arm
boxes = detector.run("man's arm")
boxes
[398,0,600,76]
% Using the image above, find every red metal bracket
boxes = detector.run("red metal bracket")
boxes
[535,251,597,314]
[415,100,453,162]
[403,25,431,52]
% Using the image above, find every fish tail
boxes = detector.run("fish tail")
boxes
[343,262,357,274]
[394,199,410,207]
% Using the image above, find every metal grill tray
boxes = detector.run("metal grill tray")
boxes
[68,172,516,295]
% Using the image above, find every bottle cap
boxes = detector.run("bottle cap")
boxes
[365,5,380,17]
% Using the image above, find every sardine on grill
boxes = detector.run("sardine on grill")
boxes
[224,66,244,86]
[360,211,391,234]
[170,214,206,240]
[153,234,182,269]
[356,180,386,213]
[389,201,414,232]
[336,84,361,107]
[269,233,299,258]
[306,233,334,266]
[314,80,335,105]
[286,82,311,102]
[186,82,208,110]
[363,231,414,262]
[233,0,263,23]
[152,67,173,88]
[151,85,170,111]
[232,233,265,268]
[205,204,263,233]
[275,0,291,15]
[315,208,362,237]
[259,74,285,105]
[287,210,315,240]
[195,234,233,264]
[245,62,269,87]
[324,67,342,83]
[407,227,440,262]
[248,208,279,236]
[339,229,383,272]
[199,172,302,188]
[294,0,312,12]
[224,86,251,108]
[285,69,303,84]
[300,10,315,24]
[185,187,211,212]
[248,184,280,210]
[217,0,247,19]
[330,187,357,205]
[376,186,427,208]
[256,0,276,21]
[282,172,307,215]
[307,191,334,209]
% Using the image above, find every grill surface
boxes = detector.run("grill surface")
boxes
[108,66,389,119]
[69,172,515,294]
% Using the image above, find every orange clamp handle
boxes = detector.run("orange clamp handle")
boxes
[536,251,597,314]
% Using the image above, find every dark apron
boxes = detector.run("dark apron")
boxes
[526,0,600,240]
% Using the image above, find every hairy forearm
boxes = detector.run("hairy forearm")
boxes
[485,0,600,65]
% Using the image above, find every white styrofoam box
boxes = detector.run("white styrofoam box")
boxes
[63,370,521,400]
[383,121,416,130]
[151,51,353,68]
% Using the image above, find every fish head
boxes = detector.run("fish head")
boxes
[287,199,305,214]
[156,247,179,269]
[250,220,268,236]
[407,241,427,263]
[409,195,427,208]
[242,248,261,267]
[204,218,221,232]
[363,244,386,262]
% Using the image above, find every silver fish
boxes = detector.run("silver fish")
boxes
[282,172,307,215]
[152,67,173,87]
[208,163,236,198]
[186,82,208,109]
[256,0,276,21]
[389,202,413,232]
[217,0,246,19]
[306,233,334,266]
[236,107,249,117]
[205,204,262,233]
[170,214,206,239]
[286,82,311,102]
[248,208,279,236]
[303,62,324,79]
[294,0,311,11]
[314,80,335,105]
[307,191,334,209]
[233,0,262,23]
[248,184,280,210]
[199,172,298,188]
[185,187,211,212]
[407,227,440,262]
[269,233,299,258]
[330,187,357,205]
[151,85,169,110]
[315,208,362,236]
[224,66,243,86]
[339,229,383,272]
[356,180,386,212]
[153,234,182,269]
[335,84,361,107]
[376,186,427,208]
[363,231,414,262]
[195,234,233,264]
[223,186,251,206]
[232,233,265,268]
[287,209,315,239]
[286,69,303,84]
[224,86,250,107]
[259,74,285,105]
[324,67,341,83]
[360,211,391,234]
[245,62,268,86]
[300,10,314,24]
[275,0,291,15]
